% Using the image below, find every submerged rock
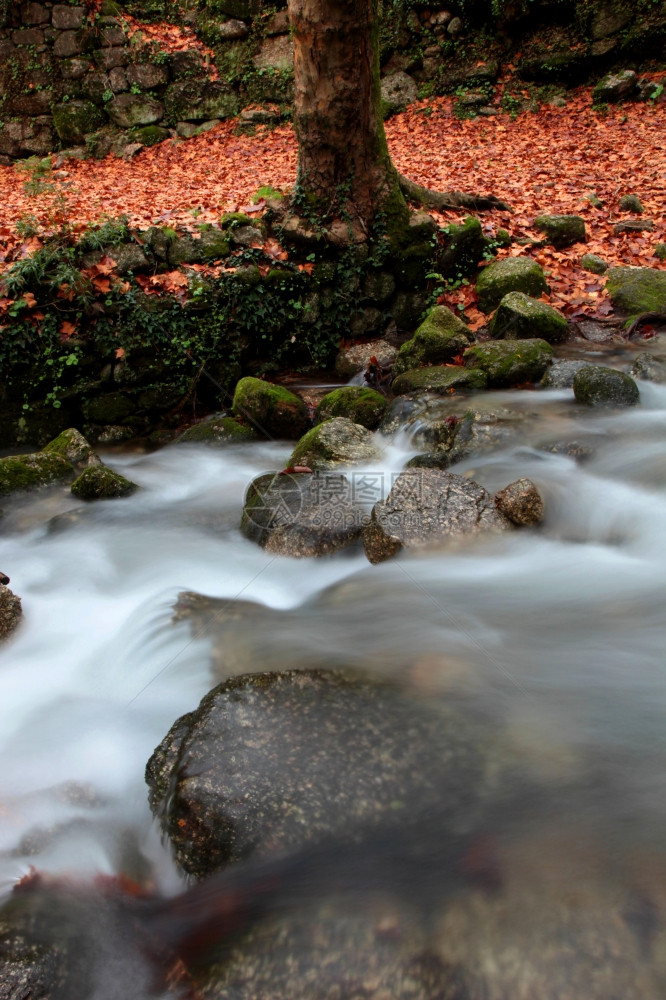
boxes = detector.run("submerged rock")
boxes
[0,452,73,497]
[240,471,367,558]
[363,469,511,564]
[0,585,22,640]
[489,291,568,343]
[393,306,473,377]
[463,339,554,387]
[447,408,531,465]
[573,366,640,407]
[494,478,545,526]
[70,465,139,500]
[475,258,548,314]
[42,428,99,468]
[315,387,387,430]
[145,668,491,878]
[288,418,382,471]
[178,415,257,445]
[629,353,666,383]
[232,377,308,440]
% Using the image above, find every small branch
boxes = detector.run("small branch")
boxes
[397,173,513,214]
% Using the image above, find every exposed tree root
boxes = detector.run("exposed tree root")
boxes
[398,173,513,214]
[623,312,666,338]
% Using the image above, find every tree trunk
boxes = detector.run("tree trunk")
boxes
[288,0,407,243]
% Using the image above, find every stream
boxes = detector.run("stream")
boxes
[1,356,666,995]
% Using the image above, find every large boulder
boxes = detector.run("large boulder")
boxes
[533,214,586,250]
[288,418,382,471]
[475,257,548,313]
[315,387,387,430]
[145,668,491,878]
[489,291,569,343]
[393,306,473,376]
[0,453,73,497]
[240,471,367,557]
[572,366,640,407]
[335,339,398,379]
[363,469,511,563]
[232,377,308,440]
[392,366,487,395]
[70,465,139,500]
[178,415,257,445]
[605,267,666,316]
[463,339,554,387]
[0,585,22,640]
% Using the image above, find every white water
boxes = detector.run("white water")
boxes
[1,372,666,982]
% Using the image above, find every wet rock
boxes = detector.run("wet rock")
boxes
[393,306,473,376]
[0,585,22,640]
[533,214,586,250]
[315,387,387,430]
[335,339,398,379]
[178,416,257,445]
[489,291,569,343]
[540,359,590,388]
[619,194,643,214]
[581,253,608,275]
[446,408,531,465]
[232,377,308,440]
[145,668,490,878]
[606,267,666,316]
[494,478,544,526]
[0,452,74,497]
[476,258,548,314]
[573,366,640,407]
[381,71,419,116]
[42,428,100,468]
[240,471,367,558]
[70,465,139,500]
[288,418,382,471]
[392,367,487,395]
[629,353,666,384]
[463,339,554,387]
[363,469,511,564]
[592,69,638,103]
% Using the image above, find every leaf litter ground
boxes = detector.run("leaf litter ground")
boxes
[0,83,663,327]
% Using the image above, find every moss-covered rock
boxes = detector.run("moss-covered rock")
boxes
[573,366,639,408]
[654,244,666,262]
[198,228,231,260]
[178,415,257,445]
[0,453,74,497]
[52,101,106,145]
[581,253,608,275]
[618,194,643,214]
[288,418,382,471]
[605,267,666,316]
[489,291,569,343]
[232,377,308,440]
[315,388,387,430]
[82,392,137,425]
[393,306,473,376]
[475,257,549,314]
[129,125,170,147]
[107,94,164,128]
[439,215,491,278]
[533,214,586,250]
[592,70,637,104]
[42,428,99,468]
[392,366,487,395]
[70,464,139,499]
[463,339,554,387]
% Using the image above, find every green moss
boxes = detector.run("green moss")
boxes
[573,366,639,408]
[42,428,98,467]
[0,452,73,496]
[654,244,666,262]
[533,214,586,250]
[392,366,487,395]
[253,187,284,203]
[52,101,106,146]
[221,213,253,229]
[393,305,472,376]
[70,464,139,500]
[315,387,387,430]
[232,377,308,440]
[439,216,490,278]
[130,125,170,147]
[463,339,554,387]
[581,253,608,275]
[287,417,381,471]
[178,416,257,445]
[476,257,549,314]
[488,291,568,344]
[606,267,666,316]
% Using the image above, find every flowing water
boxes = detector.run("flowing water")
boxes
[1,361,666,995]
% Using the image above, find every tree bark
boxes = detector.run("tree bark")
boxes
[288,0,407,241]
